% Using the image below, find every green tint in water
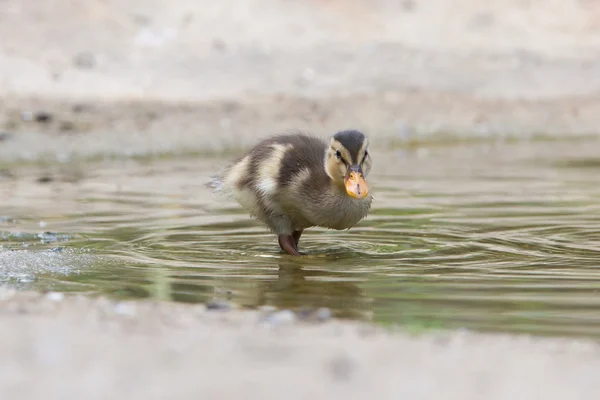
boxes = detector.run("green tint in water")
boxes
[2,140,600,337]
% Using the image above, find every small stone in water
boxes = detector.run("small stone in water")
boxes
[0,132,11,141]
[205,299,232,311]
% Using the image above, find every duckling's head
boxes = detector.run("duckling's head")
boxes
[325,130,372,199]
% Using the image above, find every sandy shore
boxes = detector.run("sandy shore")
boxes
[2,289,600,400]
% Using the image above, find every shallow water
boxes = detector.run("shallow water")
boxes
[2,139,600,337]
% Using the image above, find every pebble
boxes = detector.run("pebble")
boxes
[0,131,11,141]
[212,38,227,52]
[401,0,416,11]
[59,121,75,132]
[34,111,53,123]
[315,307,333,322]
[73,52,96,69]
[72,104,88,113]
[205,299,232,311]
[295,307,313,320]
[295,307,333,323]
[263,310,296,326]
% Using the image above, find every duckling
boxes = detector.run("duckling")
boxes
[208,130,373,255]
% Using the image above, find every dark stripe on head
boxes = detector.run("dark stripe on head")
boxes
[332,130,366,164]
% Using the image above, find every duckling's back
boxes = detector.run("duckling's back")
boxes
[208,133,330,233]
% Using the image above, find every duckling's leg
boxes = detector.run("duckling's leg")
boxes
[278,235,301,256]
[269,215,301,255]
[292,230,303,248]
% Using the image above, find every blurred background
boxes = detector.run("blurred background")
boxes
[1,0,600,160]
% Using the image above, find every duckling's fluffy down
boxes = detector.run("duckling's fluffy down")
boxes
[208,133,372,236]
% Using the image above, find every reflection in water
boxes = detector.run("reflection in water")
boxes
[256,259,371,320]
[2,140,600,338]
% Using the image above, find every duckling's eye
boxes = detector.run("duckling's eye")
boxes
[362,150,369,163]
[335,150,342,160]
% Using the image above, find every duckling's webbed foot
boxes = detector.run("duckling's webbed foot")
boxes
[278,234,301,256]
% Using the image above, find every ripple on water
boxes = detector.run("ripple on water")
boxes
[2,140,600,337]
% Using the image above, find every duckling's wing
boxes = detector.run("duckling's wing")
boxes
[206,134,326,231]
[272,134,329,188]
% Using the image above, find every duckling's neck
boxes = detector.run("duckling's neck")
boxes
[329,177,346,193]
[322,184,372,230]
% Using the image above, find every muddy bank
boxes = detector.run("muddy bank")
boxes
[1,289,599,400]
[2,93,600,163]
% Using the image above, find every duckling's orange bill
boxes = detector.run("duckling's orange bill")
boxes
[344,171,369,199]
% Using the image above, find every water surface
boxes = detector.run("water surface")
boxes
[2,140,600,337]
